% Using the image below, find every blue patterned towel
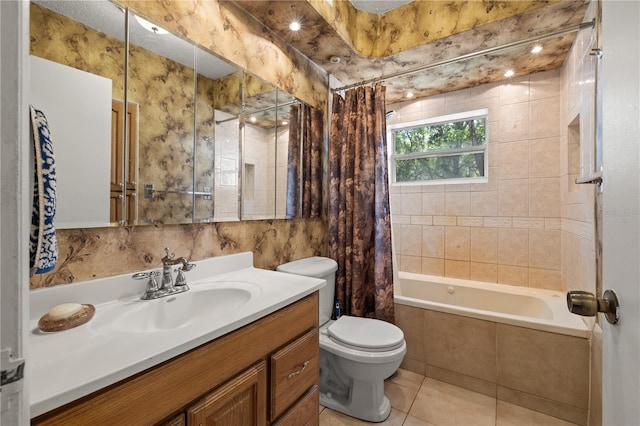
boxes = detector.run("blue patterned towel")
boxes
[29,106,58,275]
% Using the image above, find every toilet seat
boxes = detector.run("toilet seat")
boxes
[327,316,404,352]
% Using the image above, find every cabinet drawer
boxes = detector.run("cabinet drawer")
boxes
[273,386,319,426]
[270,329,319,420]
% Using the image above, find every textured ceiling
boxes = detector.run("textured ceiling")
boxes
[232,0,591,106]
[33,0,238,81]
[349,0,413,14]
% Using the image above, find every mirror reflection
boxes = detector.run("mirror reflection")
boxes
[238,74,315,220]
[29,0,126,228]
[28,0,317,228]
[196,51,242,222]
[127,11,197,225]
[240,73,280,220]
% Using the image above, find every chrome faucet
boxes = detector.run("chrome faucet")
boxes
[161,247,196,291]
[132,248,196,300]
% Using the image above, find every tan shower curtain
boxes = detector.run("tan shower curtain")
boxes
[329,83,395,323]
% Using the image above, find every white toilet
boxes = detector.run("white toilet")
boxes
[277,257,406,423]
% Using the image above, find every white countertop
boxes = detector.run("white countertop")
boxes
[29,252,324,418]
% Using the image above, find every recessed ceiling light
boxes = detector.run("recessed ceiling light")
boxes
[289,21,301,31]
[531,45,543,54]
[504,70,515,78]
[250,116,257,123]
[406,92,414,98]
[135,15,168,35]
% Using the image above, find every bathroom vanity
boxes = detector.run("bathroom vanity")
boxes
[29,253,323,425]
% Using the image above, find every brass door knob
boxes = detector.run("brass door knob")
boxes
[567,290,620,324]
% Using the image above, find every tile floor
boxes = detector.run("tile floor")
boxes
[318,369,579,426]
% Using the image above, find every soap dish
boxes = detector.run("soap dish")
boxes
[38,304,96,332]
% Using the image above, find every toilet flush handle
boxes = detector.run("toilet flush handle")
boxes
[567,289,620,324]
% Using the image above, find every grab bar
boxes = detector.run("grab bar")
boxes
[144,184,211,199]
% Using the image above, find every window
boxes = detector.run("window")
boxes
[388,109,488,184]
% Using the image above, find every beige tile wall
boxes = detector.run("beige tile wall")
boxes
[396,304,590,425]
[561,3,601,426]
[389,69,564,290]
[560,4,598,297]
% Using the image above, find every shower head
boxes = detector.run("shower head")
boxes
[385,110,396,121]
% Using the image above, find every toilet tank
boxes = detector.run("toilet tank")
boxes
[277,257,338,326]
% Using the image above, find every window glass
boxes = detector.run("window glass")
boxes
[389,109,488,184]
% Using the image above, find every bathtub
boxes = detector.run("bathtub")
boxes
[393,271,592,425]
[394,271,590,337]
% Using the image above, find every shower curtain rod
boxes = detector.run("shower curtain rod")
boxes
[331,20,595,93]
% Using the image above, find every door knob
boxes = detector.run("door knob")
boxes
[567,290,620,324]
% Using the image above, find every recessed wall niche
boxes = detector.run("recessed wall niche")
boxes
[568,116,581,193]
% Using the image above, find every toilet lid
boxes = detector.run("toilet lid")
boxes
[327,316,404,350]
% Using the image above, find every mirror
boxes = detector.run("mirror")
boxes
[29,0,126,228]
[196,50,242,223]
[127,11,197,225]
[239,73,308,220]
[28,0,315,228]
[240,73,279,220]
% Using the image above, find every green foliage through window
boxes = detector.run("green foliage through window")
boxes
[390,110,488,183]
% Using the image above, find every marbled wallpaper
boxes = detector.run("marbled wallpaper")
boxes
[30,219,327,289]
[310,0,556,57]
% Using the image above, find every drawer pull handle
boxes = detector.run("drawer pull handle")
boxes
[287,360,309,379]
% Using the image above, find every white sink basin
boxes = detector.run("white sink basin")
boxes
[89,281,260,333]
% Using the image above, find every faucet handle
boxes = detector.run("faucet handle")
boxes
[133,271,161,295]
[174,269,189,287]
[147,271,161,292]
[163,247,174,262]
[132,272,149,280]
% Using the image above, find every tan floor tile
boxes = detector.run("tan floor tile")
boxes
[385,381,419,414]
[388,368,425,391]
[403,415,438,426]
[319,407,407,425]
[408,378,496,426]
[496,401,579,426]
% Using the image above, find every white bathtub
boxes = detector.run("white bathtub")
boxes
[394,271,591,338]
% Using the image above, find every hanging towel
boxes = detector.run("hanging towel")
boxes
[29,106,58,275]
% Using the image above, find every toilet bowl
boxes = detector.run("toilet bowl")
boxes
[277,257,406,422]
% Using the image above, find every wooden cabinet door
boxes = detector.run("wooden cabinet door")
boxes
[110,99,138,224]
[187,362,267,426]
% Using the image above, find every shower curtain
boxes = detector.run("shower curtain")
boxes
[286,104,324,218]
[329,83,395,323]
